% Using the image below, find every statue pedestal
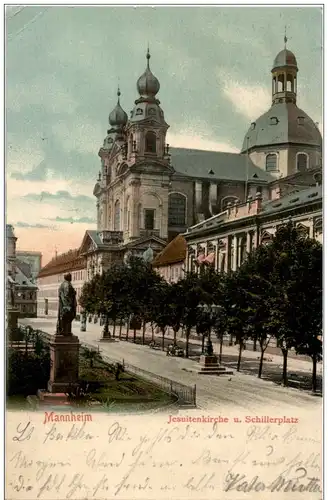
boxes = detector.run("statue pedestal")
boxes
[186,354,234,376]
[47,334,80,393]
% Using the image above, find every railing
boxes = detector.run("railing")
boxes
[21,329,197,407]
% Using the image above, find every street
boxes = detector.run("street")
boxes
[21,317,322,413]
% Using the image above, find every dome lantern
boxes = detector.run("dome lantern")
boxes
[271,34,298,106]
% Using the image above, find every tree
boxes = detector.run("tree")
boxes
[122,256,163,343]
[149,280,172,350]
[238,222,322,387]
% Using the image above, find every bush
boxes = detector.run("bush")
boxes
[7,349,50,396]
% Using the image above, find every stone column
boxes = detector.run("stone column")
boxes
[246,231,252,253]
[47,334,80,393]
[309,218,314,239]
[232,235,238,271]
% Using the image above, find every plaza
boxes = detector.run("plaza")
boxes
[20,317,322,412]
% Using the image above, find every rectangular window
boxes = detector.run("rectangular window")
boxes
[144,209,155,230]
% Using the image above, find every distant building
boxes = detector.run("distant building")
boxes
[37,249,86,317]
[16,251,42,283]
[6,225,38,317]
[152,235,187,283]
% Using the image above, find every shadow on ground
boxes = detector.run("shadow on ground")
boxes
[123,335,322,396]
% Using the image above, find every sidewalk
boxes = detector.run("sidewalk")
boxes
[30,317,320,376]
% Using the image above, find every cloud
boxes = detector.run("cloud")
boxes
[49,216,96,224]
[6,77,79,115]
[167,119,239,153]
[219,71,271,122]
[168,130,239,153]
[23,190,94,204]
[15,221,57,229]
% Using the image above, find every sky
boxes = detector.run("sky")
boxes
[6,5,323,266]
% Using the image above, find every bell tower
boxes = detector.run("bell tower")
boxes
[126,48,170,163]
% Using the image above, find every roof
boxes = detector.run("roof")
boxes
[185,185,322,239]
[170,147,274,182]
[152,234,187,267]
[15,267,37,289]
[16,259,33,279]
[241,102,322,152]
[261,185,322,215]
[272,49,298,70]
[38,248,85,278]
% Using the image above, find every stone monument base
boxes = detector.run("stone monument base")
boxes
[99,336,116,342]
[191,354,233,375]
[47,334,80,394]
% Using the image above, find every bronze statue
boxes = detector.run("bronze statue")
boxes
[56,273,77,336]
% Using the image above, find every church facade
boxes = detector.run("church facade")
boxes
[37,41,322,312]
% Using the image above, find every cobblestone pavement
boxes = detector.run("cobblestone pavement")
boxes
[21,318,322,413]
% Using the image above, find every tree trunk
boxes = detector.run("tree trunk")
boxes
[162,329,165,351]
[125,319,129,341]
[219,335,223,364]
[258,346,265,379]
[119,319,123,339]
[173,328,177,345]
[185,329,191,358]
[90,358,93,369]
[201,334,205,354]
[253,338,257,351]
[133,328,137,343]
[312,355,317,393]
[237,341,243,372]
[282,349,288,386]
[142,321,146,345]
[113,320,116,338]
[151,324,154,341]
[103,316,110,338]
[229,333,233,346]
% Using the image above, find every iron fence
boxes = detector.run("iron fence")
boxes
[19,328,197,407]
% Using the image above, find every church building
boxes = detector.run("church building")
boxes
[37,40,322,313]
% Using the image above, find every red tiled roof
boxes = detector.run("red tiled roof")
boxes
[38,248,85,278]
[152,235,187,267]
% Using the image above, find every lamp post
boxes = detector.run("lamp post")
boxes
[197,303,222,356]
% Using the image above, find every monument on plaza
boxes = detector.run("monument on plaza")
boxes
[46,273,80,394]
[194,337,233,376]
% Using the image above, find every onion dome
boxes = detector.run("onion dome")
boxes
[272,49,298,71]
[137,48,160,99]
[108,87,128,127]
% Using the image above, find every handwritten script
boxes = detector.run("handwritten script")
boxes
[6,410,322,499]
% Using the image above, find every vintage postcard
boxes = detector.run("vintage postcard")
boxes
[6,4,323,499]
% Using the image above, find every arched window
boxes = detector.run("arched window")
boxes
[221,196,239,211]
[114,200,120,231]
[266,153,278,172]
[168,193,186,226]
[277,74,284,92]
[296,153,308,172]
[286,74,293,92]
[145,131,157,153]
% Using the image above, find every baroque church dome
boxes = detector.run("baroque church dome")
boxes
[108,88,128,127]
[241,45,322,153]
[136,49,160,99]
